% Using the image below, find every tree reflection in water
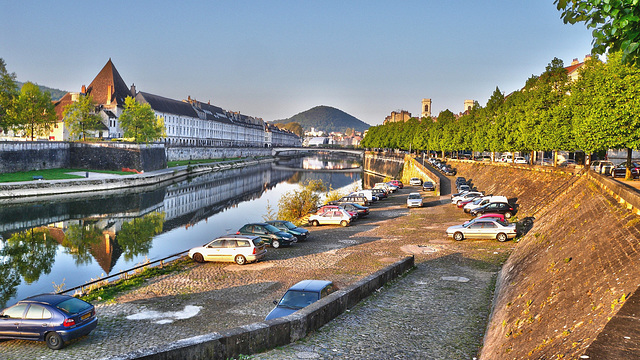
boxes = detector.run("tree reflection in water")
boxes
[117,212,165,261]
[62,220,103,266]
[0,228,58,307]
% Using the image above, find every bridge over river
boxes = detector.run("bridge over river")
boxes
[272,147,363,157]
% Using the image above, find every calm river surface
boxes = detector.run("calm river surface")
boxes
[0,155,378,308]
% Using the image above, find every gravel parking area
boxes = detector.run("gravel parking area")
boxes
[1,185,514,360]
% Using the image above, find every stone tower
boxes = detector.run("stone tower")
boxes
[464,99,474,113]
[421,98,432,118]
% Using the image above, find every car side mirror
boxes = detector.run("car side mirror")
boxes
[273,300,278,305]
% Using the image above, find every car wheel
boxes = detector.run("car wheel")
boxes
[340,220,349,227]
[311,220,319,226]
[46,332,64,350]
[271,240,280,248]
[453,232,464,241]
[235,255,247,265]
[192,253,204,263]
[496,233,508,242]
[457,200,462,205]
[504,212,512,219]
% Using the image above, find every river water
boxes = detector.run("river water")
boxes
[0,155,380,308]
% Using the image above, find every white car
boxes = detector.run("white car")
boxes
[463,195,508,213]
[451,191,484,205]
[514,157,528,164]
[409,177,422,186]
[189,235,267,265]
[374,182,397,193]
[406,192,423,208]
[446,219,517,242]
[308,209,352,227]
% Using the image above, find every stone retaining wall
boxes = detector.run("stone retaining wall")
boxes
[363,153,404,179]
[166,146,272,161]
[0,141,70,172]
[401,156,440,195]
[448,161,640,359]
[0,141,166,172]
[115,256,415,360]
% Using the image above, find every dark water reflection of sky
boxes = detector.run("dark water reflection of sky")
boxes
[0,155,372,308]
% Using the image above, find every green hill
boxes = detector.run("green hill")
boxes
[271,105,370,133]
[16,81,67,101]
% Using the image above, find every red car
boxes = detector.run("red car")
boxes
[388,180,403,189]
[463,213,506,225]
[316,205,358,221]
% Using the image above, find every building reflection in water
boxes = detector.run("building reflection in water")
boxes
[0,155,364,307]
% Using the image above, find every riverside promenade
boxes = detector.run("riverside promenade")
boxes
[0,180,513,360]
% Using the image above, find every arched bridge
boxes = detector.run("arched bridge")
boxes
[272,147,364,157]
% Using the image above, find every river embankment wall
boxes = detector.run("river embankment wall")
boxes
[363,153,440,195]
[0,141,166,173]
[114,256,414,360]
[447,160,640,359]
[166,146,272,161]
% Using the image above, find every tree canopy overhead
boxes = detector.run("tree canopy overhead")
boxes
[556,0,640,65]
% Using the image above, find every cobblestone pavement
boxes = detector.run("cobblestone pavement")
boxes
[251,247,496,360]
[1,185,514,359]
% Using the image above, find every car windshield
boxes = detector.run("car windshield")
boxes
[283,221,297,230]
[278,290,319,310]
[472,198,483,204]
[408,194,421,199]
[264,224,281,233]
[56,297,92,315]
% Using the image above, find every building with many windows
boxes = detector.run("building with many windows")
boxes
[52,59,300,147]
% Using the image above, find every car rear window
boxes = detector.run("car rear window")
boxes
[56,297,92,315]
[252,238,264,247]
[496,220,509,226]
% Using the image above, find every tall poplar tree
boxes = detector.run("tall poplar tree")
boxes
[0,58,18,130]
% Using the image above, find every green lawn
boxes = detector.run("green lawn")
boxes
[0,168,133,183]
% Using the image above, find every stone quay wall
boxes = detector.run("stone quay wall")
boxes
[0,141,70,173]
[115,256,415,360]
[0,141,167,173]
[70,142,166,172]
[166,146,272,161]
[363,152,404,179]
[401,155,440,195]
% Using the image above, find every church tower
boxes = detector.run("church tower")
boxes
[421,98,432,118]
[464,99,474,113]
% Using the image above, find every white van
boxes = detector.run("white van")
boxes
[351,190,378,202]
[463,195,508,213]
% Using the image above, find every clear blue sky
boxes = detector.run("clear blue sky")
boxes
[1,1,593,126]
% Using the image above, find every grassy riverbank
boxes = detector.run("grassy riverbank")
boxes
[0,168,134,182]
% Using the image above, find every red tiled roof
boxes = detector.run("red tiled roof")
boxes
[565,62,583,74]
[85,59,132,107]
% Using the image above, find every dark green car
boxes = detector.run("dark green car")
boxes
[236,223,296,248]
[266,220,309,242]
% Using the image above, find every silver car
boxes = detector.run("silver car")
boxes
[406,192,423,208]
[446,219,517,242]
[189,235,267,265]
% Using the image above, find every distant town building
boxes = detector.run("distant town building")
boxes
[383,110,412,124]
[51,59,300,147]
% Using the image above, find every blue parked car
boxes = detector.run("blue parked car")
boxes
[0,294,97,350]
[266,220,310,242]
[265,280,337,321]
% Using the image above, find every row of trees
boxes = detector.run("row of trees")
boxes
[0,58,164,143]
[361,51,640,174]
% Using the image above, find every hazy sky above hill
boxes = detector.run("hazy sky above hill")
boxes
[1,1,593,126]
